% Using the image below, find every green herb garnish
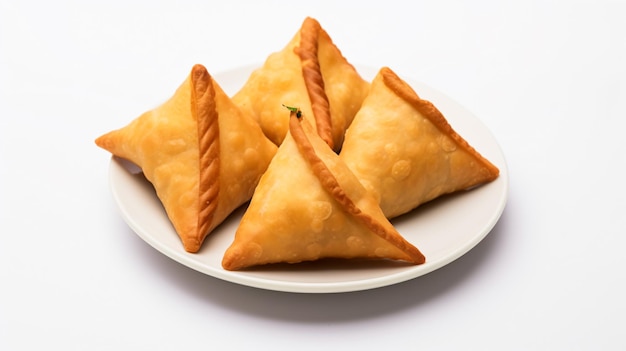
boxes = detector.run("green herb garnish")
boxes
[282,104,302,118]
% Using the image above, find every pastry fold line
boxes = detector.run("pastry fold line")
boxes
[295,17,333,149]
[191,65,220,247]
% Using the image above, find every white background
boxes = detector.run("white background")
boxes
[1,0,625,350]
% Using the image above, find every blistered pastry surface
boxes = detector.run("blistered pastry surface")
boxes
[96,64,276,253]
[340,67,499,219]
[96,70,204,251]
[222,113,423,271]
[231,17,369,151]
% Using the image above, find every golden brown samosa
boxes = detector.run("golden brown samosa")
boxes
[339,67,500,219]
[221,108,425,271]
[232,17,369,151]
[95,64,277,252]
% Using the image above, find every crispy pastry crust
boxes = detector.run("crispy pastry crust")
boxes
[380,67,500,180]
[340,67,500,218]
[296,17,334,149]
[191,65,220,251]
[231,17,368,151]
[288,113,425,264]
[222,110,425,271]
[96,64,277,253]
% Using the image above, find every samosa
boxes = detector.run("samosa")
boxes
[95,64,277,252]
[232,17,369,151]
[222,107,425,271]
[339,67,500,219]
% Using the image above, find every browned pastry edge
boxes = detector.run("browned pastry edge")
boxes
[380,67,500,180]
[189,64,220,253]
[288,111,426,264]
[295,17,334,150]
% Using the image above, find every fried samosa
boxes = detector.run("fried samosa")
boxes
[232,17,369,151]
[339,67,500,219]
[221,108,425,271]
[95,64,277,252]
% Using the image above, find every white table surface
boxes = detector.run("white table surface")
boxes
[2,1,625,350]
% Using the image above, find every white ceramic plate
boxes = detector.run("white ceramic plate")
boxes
[108,65,508,293]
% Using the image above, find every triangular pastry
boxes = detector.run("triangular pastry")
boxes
[95,64,277,252]
[339,67,500,219]
[221,108,425,271]
[232,17,369,151]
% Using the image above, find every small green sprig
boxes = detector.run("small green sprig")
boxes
[282,104,302,118]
